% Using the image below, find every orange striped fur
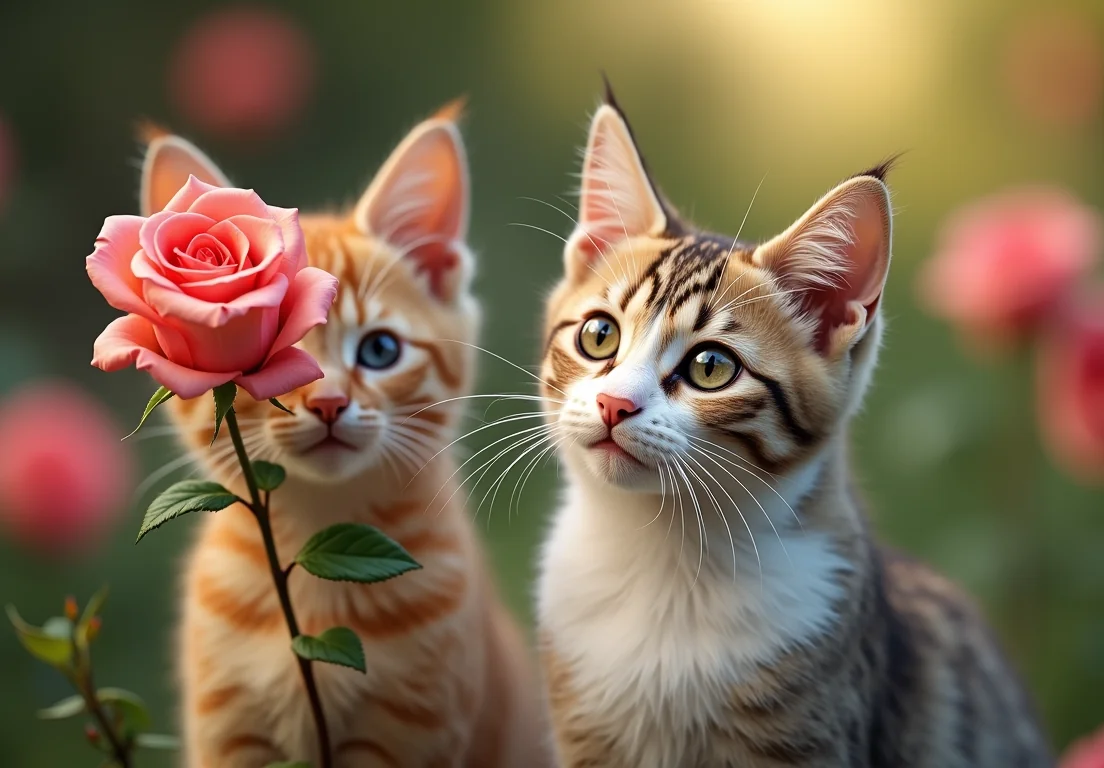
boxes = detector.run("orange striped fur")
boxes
[140,111,552,766]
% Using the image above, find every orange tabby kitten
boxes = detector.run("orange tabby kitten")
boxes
[140,108,551,767]
[535,91,1052,767]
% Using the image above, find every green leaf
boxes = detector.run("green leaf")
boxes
[137,480,239,543]
[6,605,73,667]
[211,382,237,444]
[294,524,421,584]
[269,397,294,414]
[124,387,174,440]
[76,586,109,648]
[291,627,365,673]
[80,586,109,627]
[252,461,286,492]
[135,733,182,751]
[37,695,85,720]
[98,688,151,733]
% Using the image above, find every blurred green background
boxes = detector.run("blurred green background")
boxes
[2,0,1103,764]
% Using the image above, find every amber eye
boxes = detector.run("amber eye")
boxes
[684,346,741,391]
[577,315,621,360]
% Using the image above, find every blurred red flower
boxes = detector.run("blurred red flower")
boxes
[1037,289,1104,483]
[0,382,133,554]
[919,188,1101,350]
[1061,723,1104,768]
[169,7,316,141]
[0,115,14,214]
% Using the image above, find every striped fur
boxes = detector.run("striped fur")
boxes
[535,95,1052,767]
[144,112,552,766]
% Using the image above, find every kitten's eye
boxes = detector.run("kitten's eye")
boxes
[685,346,741,391]
[357,330,402,369]
[578,315,620,360]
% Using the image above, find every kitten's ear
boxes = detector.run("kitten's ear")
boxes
[565,103,668,282]
[753,173,892,355]
[139,129,230,216]
[353,101,470,303]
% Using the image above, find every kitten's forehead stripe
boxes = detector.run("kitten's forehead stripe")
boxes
[614,234,753,322]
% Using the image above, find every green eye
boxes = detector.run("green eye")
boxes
[685,346,740,391]
[578,315,620,360]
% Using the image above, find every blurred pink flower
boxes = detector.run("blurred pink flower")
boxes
[0,115,14,214]
[919,188,1101,349]
[1037,289,1104,483]
[1061,723,1104,768]
[1002,9,1104,130]
[0,382,133,554]
[169,7,316,141]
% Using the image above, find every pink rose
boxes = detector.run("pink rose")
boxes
[87,176,337,399]
[1061,724,1104,768]
[1037,289,1104,483]
[919,187,1101,348]
[0,381,132,555]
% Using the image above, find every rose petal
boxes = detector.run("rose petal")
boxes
[184,232,233,265]
[271,206,307,275]
[91,315,236,399]
[208,219,251,269]
[86,216,159,322]
[144,271,288,327]
[164,175,222,213]
[139,211,216,276]
[235,345,324,400]
[167,214,285,303]
[183,304,280,373]
[130,248,178,292]
[151,321,196,369]
[267,267,339,357]
[185,186,270,221]
[223,213,286,275]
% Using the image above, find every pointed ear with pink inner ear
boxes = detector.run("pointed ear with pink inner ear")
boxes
[353,106,471,304]
[565,104,670,283]
[753,174,893,355]
[140,135,231,217]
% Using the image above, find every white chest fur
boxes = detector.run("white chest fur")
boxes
[537,478,850,767]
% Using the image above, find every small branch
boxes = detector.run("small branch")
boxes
[71,636,131,767]
[224,407,334,768]
[284,561,298,579]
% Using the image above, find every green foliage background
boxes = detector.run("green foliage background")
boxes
[1,0,1102,764]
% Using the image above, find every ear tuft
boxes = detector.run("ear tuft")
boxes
[140,134,230,217]
[754,175,893,354]
[601,71,620,111]
[353,111,471,303]
[851,152,903,185]
[431,96,467,124]
[135,119,172,146]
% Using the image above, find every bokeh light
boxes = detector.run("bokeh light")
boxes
[169,7,316,141]
[0,381,133,556]
[1037,290,1104,483]
[918,187,1101,352]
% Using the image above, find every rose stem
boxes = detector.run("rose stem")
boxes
[70,631,132,767]
[225,406,334,768]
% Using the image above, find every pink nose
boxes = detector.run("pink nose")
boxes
[305,395,349,425]
[596,393,641,428]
